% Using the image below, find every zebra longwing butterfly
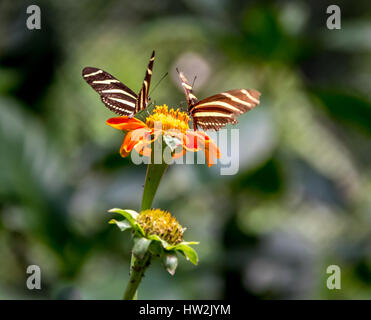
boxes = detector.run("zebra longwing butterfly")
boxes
[177,69,261,131]
[82,51,155,117]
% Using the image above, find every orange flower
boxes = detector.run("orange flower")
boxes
[106,105,221,167]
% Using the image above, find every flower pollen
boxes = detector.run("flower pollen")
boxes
[137,209,184,245]
[146,105,190,133]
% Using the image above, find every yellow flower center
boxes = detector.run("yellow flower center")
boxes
[137,209,184,245]
[146,105,190,133]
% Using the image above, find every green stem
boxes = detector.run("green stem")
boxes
[123,160,168,300]
[123,251,151,300]
[141,162,168,211]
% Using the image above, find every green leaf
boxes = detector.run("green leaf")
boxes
[108,208,138,227]
[109,219,132,232]
[163,253,178,276]
[174,244,199,265]
[167,241,199,251]
[132,237,152,259]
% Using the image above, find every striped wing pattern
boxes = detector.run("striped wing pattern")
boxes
[177,68,198,107]
[82,67,138,116]
[82,51,155,116]
[191,89,261,130]
[178,71,261,131]
[136,51,155,113]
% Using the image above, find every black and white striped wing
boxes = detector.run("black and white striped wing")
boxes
[82,67,138,116]
[136,50,155,113]
[177,70,260,130]
[191,89,261,130]
[177,69,198,107]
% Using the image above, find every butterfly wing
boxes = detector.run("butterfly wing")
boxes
[82,67,138,116]
[191,89,261,130]
[136,50,155,113]
[194,89,261,115]
[177,69,198,107]
[177,69,261,130]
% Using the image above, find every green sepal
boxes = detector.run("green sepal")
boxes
[134,223,146,237]
[163,253,178,276]
[148,240,164,257]
[171,243,199,265]
[146,234,199,265]
[132,237,152,259]
[108,208,145,236]
[109,219,132,232]
[108,208,138,226]
[167,241,199,249]
[147,234,170,249]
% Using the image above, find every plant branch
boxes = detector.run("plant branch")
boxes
[123,159,168,299]
[123,251,152,300]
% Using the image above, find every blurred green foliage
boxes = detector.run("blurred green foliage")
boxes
[0,0,370,299]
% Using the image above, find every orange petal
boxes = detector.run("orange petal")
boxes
[172,148,187,159]
[119,128,152,157]
[120,142,131,157]
[191,131,221,167]
[184,131,201,151]
[206,137,221,159]
[134,141,152,157]
[106,116,146,131]
[204,139,221,167]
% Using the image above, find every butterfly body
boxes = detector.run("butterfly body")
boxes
[82,51,155,117]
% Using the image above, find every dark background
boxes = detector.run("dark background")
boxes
[0,0,370,299]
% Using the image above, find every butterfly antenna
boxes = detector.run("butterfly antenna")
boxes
[149,72,168,96]
[192,75,197,88]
